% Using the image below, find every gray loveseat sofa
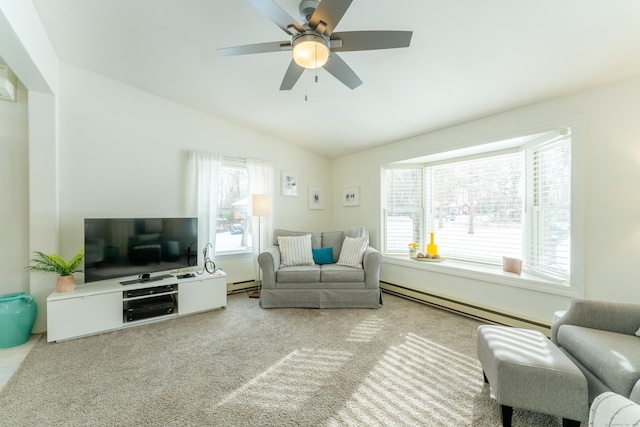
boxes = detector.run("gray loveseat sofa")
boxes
[257,227,383,308]
[551,299,640,404]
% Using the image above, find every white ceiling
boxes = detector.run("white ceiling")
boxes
[31,0,640,158]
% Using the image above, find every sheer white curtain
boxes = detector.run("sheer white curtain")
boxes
[247,159,273,281]
[187,151,222,267]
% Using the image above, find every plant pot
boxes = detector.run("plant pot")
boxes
[409,251,418,259]
[0,292,38,348]
[56,275,76,292]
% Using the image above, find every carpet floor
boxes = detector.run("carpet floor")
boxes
[0,292,565,426]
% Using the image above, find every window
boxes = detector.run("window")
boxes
[382,128,571,283]
[216,158,251,252]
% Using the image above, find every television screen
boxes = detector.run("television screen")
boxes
[84,217,198,283]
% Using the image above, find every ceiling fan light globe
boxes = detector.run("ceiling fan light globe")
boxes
[292,35,329,69]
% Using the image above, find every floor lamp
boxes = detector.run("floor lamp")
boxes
[249,194,272,298]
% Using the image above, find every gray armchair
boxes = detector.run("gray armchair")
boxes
[551,299,640,404]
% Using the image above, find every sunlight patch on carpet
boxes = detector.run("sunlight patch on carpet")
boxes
[325,333,484,426]
[218,348,353,410]
[347,315,384,342]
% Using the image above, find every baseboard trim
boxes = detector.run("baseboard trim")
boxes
[380,281,551,335]
[225,280,552,334]
[227,280,258,295]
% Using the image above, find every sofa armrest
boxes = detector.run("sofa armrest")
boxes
[631,380,640,405]
[363,246,383,290]
[551,299,640,344]
[258,247,280,290]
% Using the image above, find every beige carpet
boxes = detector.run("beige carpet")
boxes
[0,292,564,426]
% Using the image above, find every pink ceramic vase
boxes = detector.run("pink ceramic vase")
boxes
[56,275,76,292]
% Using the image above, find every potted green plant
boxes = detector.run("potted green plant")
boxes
[26,248,84,292]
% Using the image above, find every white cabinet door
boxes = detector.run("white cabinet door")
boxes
[47,292,122,342]
[179,276,226,315]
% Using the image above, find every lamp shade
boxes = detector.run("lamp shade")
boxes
[292,34,329,69]
[252,194,272,217]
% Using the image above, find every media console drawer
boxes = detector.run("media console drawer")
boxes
[47,292,122,342]
[179,278,226,315]
[47,272,226,342]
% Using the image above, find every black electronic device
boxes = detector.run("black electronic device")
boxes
[125,284,174,298]
[84,217,198,283]
[177,273,196,279]
[120,273,174,286]
[125,295,175,322]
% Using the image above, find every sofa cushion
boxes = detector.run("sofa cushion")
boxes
[274,229,321,249]
[636,327,640,337]
[322,231,344,263]
[557,325,640,397]
[312,247,333,265]
[320,264,365,283]
[278,234,315,267]
[345,226,368,239]
[337,236,369,268]
[276,265,321,283]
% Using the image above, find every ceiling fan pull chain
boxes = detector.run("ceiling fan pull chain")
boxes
[311,45,319,99]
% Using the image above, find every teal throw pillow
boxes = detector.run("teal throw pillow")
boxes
[312,247,334,265]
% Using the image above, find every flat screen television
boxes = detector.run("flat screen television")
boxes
[84,217,198,283]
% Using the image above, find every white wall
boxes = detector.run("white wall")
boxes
[56,62,333,286]
[0,82,29,295]
[5,1,640,332]
[331,74,640,324]
[1,1,64,333]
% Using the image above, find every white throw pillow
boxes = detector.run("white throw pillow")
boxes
[337,236,369,268]
[636,327,640,337]
[278,234,315,267]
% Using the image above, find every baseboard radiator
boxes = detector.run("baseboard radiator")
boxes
[227,280,258,295]
[225,280,552,335]
[380,281,552,336]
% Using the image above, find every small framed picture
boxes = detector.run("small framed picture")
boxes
[281,170,298,196]
[342,186,360,206]
[308,187,323,210]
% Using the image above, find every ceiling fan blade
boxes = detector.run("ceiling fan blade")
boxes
[280,59,305,90]
[322,53,362,89]
[247,0,305,35]
[308,0,353,36]
[331,31,413,52]
[218,41,291,56]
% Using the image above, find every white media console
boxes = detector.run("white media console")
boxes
[46,271,227,342]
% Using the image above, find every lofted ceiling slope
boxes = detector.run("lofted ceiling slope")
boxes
[31,0,640,158]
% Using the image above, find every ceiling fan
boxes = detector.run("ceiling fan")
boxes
[218,0,413,90]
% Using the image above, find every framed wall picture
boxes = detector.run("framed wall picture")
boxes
[281,170,298,196]
[342,186,360,206]
[308,187,323,210]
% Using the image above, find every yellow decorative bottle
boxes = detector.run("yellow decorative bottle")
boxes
[426,232,438,256]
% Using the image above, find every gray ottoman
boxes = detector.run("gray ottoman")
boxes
[477,325,588,427]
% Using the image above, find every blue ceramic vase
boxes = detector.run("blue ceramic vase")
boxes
[0,292,37,348]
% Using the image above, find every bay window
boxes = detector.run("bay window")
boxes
[383,128,572,284]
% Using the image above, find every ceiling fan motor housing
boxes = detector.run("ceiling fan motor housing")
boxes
[299,0,319,23]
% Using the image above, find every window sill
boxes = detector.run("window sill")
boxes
[384,255,579,298]
[214,250,254,260]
